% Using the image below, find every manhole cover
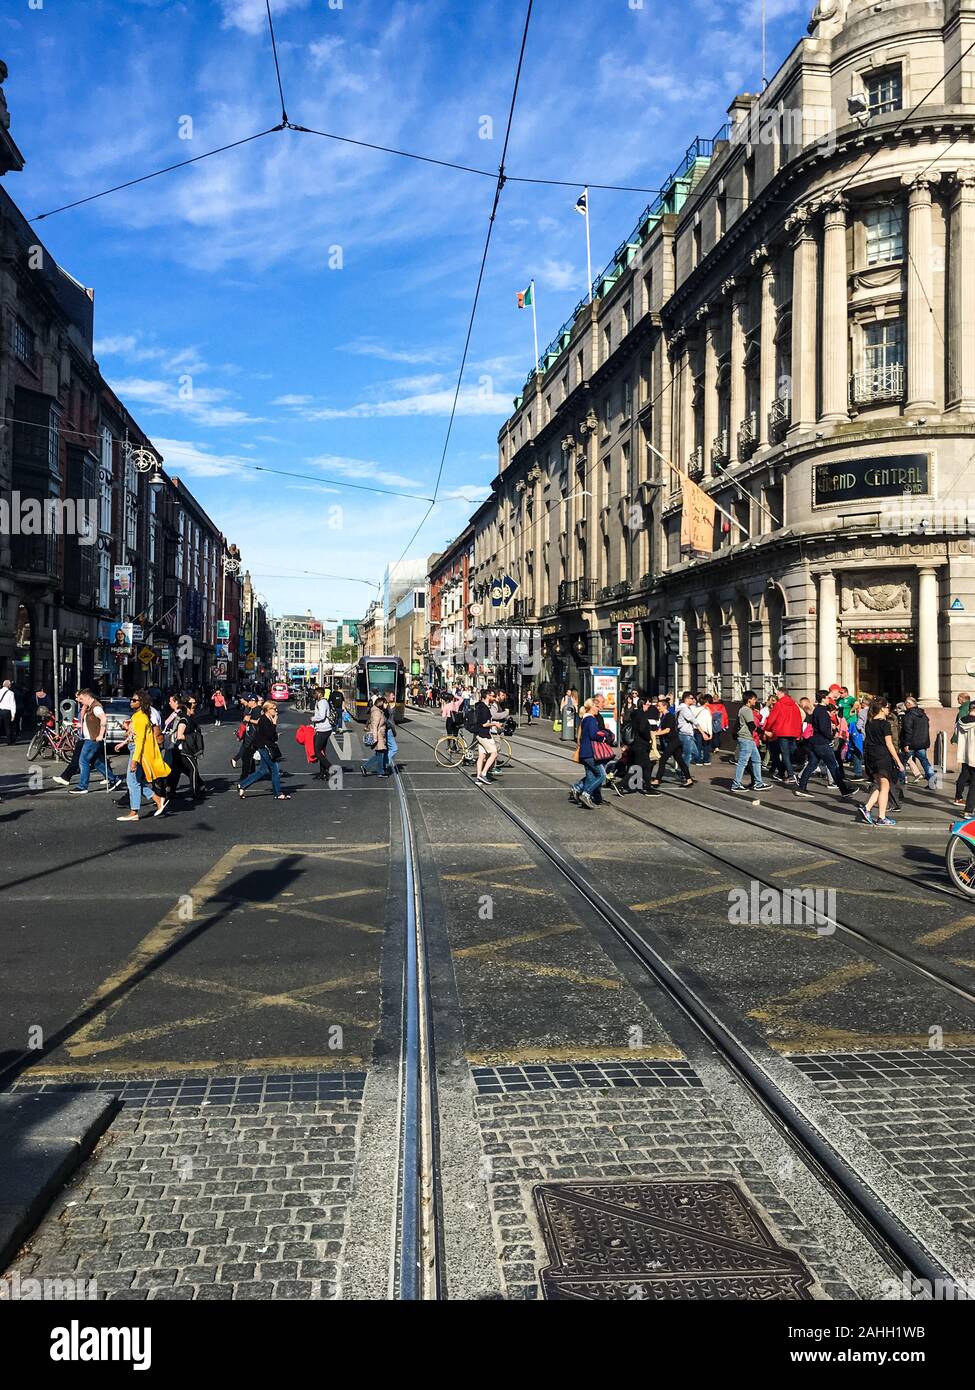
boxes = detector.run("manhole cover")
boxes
[534,1180,814,1300]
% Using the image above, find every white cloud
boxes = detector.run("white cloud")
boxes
[297,384,513,421]
[538,259,580,293]
[272,393,314,406]
[338,338,443,365]
[152,437,259,479]
[109,376,265,428]
[219,0,310,35]
[307,453,422,492]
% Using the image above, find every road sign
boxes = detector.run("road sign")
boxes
[469,602,483,619]
[618,621,635,645]
[138,645,156,666]
[621,655,638,666]
[951,598,965,611]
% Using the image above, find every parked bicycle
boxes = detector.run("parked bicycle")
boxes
[26,719,78,763]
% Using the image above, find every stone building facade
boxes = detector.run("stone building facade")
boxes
[466,0,975,714]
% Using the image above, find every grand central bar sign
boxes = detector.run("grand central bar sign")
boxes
[813,454,929,507]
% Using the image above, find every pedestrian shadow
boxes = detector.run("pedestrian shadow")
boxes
[0,808,29,823]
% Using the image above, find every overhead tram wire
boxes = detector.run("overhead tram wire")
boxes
[265,0,290,126]
[29,126,283,223]
[0,412,434,501]
[384,0,535,581]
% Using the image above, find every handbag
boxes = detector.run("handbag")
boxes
[363,732,376,748]
[268,740,283,763]
[591,734,616,763]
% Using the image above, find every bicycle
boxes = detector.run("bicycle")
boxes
[26,721,78,763]
[434,729,512,770]
[945,816,975,895]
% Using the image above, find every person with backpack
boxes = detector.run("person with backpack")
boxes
[900,695,934,786]
[311,686,334,780]
[467,687,501,785]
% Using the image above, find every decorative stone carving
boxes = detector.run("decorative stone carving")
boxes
[843,582,911,613]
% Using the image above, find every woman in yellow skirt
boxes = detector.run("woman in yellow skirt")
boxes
[124,690,171,820]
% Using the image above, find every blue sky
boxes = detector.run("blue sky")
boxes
[2,0,806,621]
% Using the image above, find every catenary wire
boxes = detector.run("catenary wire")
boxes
[265,0,290,126]
[29,126,284,222]
[383,0,535,583]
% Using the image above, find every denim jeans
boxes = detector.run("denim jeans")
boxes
[694,730,711,765]
[240,749,283,795]
[363,748,390,775]
[908,749,934,779]
[573,757,608,801]
[798,739,848,794]
[679,731,698,766]
[126,763,155,812]
[78,738,114,790]
[732,736,762,788]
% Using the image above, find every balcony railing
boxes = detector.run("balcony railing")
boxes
[768,395,790,441]
[512,597,534,623]
[558,578,598,609]
[540,602,557,618]
[687,446,704,482]
[710,429,729,468]
[738,411,758,460]
[850,363,905,406]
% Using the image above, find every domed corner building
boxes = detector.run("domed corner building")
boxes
[657,0,975,740]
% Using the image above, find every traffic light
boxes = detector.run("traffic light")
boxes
[663,616,684,660]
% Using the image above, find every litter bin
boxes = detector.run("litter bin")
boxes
[560,704,578,742]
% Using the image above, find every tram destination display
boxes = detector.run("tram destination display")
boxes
[813,454,929,507]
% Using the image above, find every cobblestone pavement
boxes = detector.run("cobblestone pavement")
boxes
[474,1085,861,1301]
[6,1078,364,1300]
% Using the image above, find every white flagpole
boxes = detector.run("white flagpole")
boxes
[584,190,593,303]
[530,279,539,376]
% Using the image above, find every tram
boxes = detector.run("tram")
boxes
[342,655,407,722]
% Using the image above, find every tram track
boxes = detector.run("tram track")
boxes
[406,711,975,1007]
[398,721,973,1295]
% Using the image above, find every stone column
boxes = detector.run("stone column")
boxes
[904,172,938,413]
[917,566,940,707]
[786,206,818,435]
[820,200,849,423]
[947,168,975,411]
[702,307,718,475]
[817,570,837,688]
[727,279,746,465]
[681,340,696,467]
[753,247,776,447]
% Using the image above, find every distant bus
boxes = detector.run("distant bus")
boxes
[342,655,406,722]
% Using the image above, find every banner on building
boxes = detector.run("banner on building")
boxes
[679,473,716,553]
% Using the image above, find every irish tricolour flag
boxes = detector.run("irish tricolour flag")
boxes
[517,284,533,309]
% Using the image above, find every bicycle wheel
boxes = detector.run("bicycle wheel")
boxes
[26,730,47,761]
[946,835,975,895]
[495,738,513,769]
[435,735,466,769]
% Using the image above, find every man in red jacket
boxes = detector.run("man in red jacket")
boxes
[762,685,803,785]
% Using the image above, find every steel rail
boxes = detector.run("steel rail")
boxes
[392,768,442,1299]
[401,720,968,1295]
[407,713,975,1006]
